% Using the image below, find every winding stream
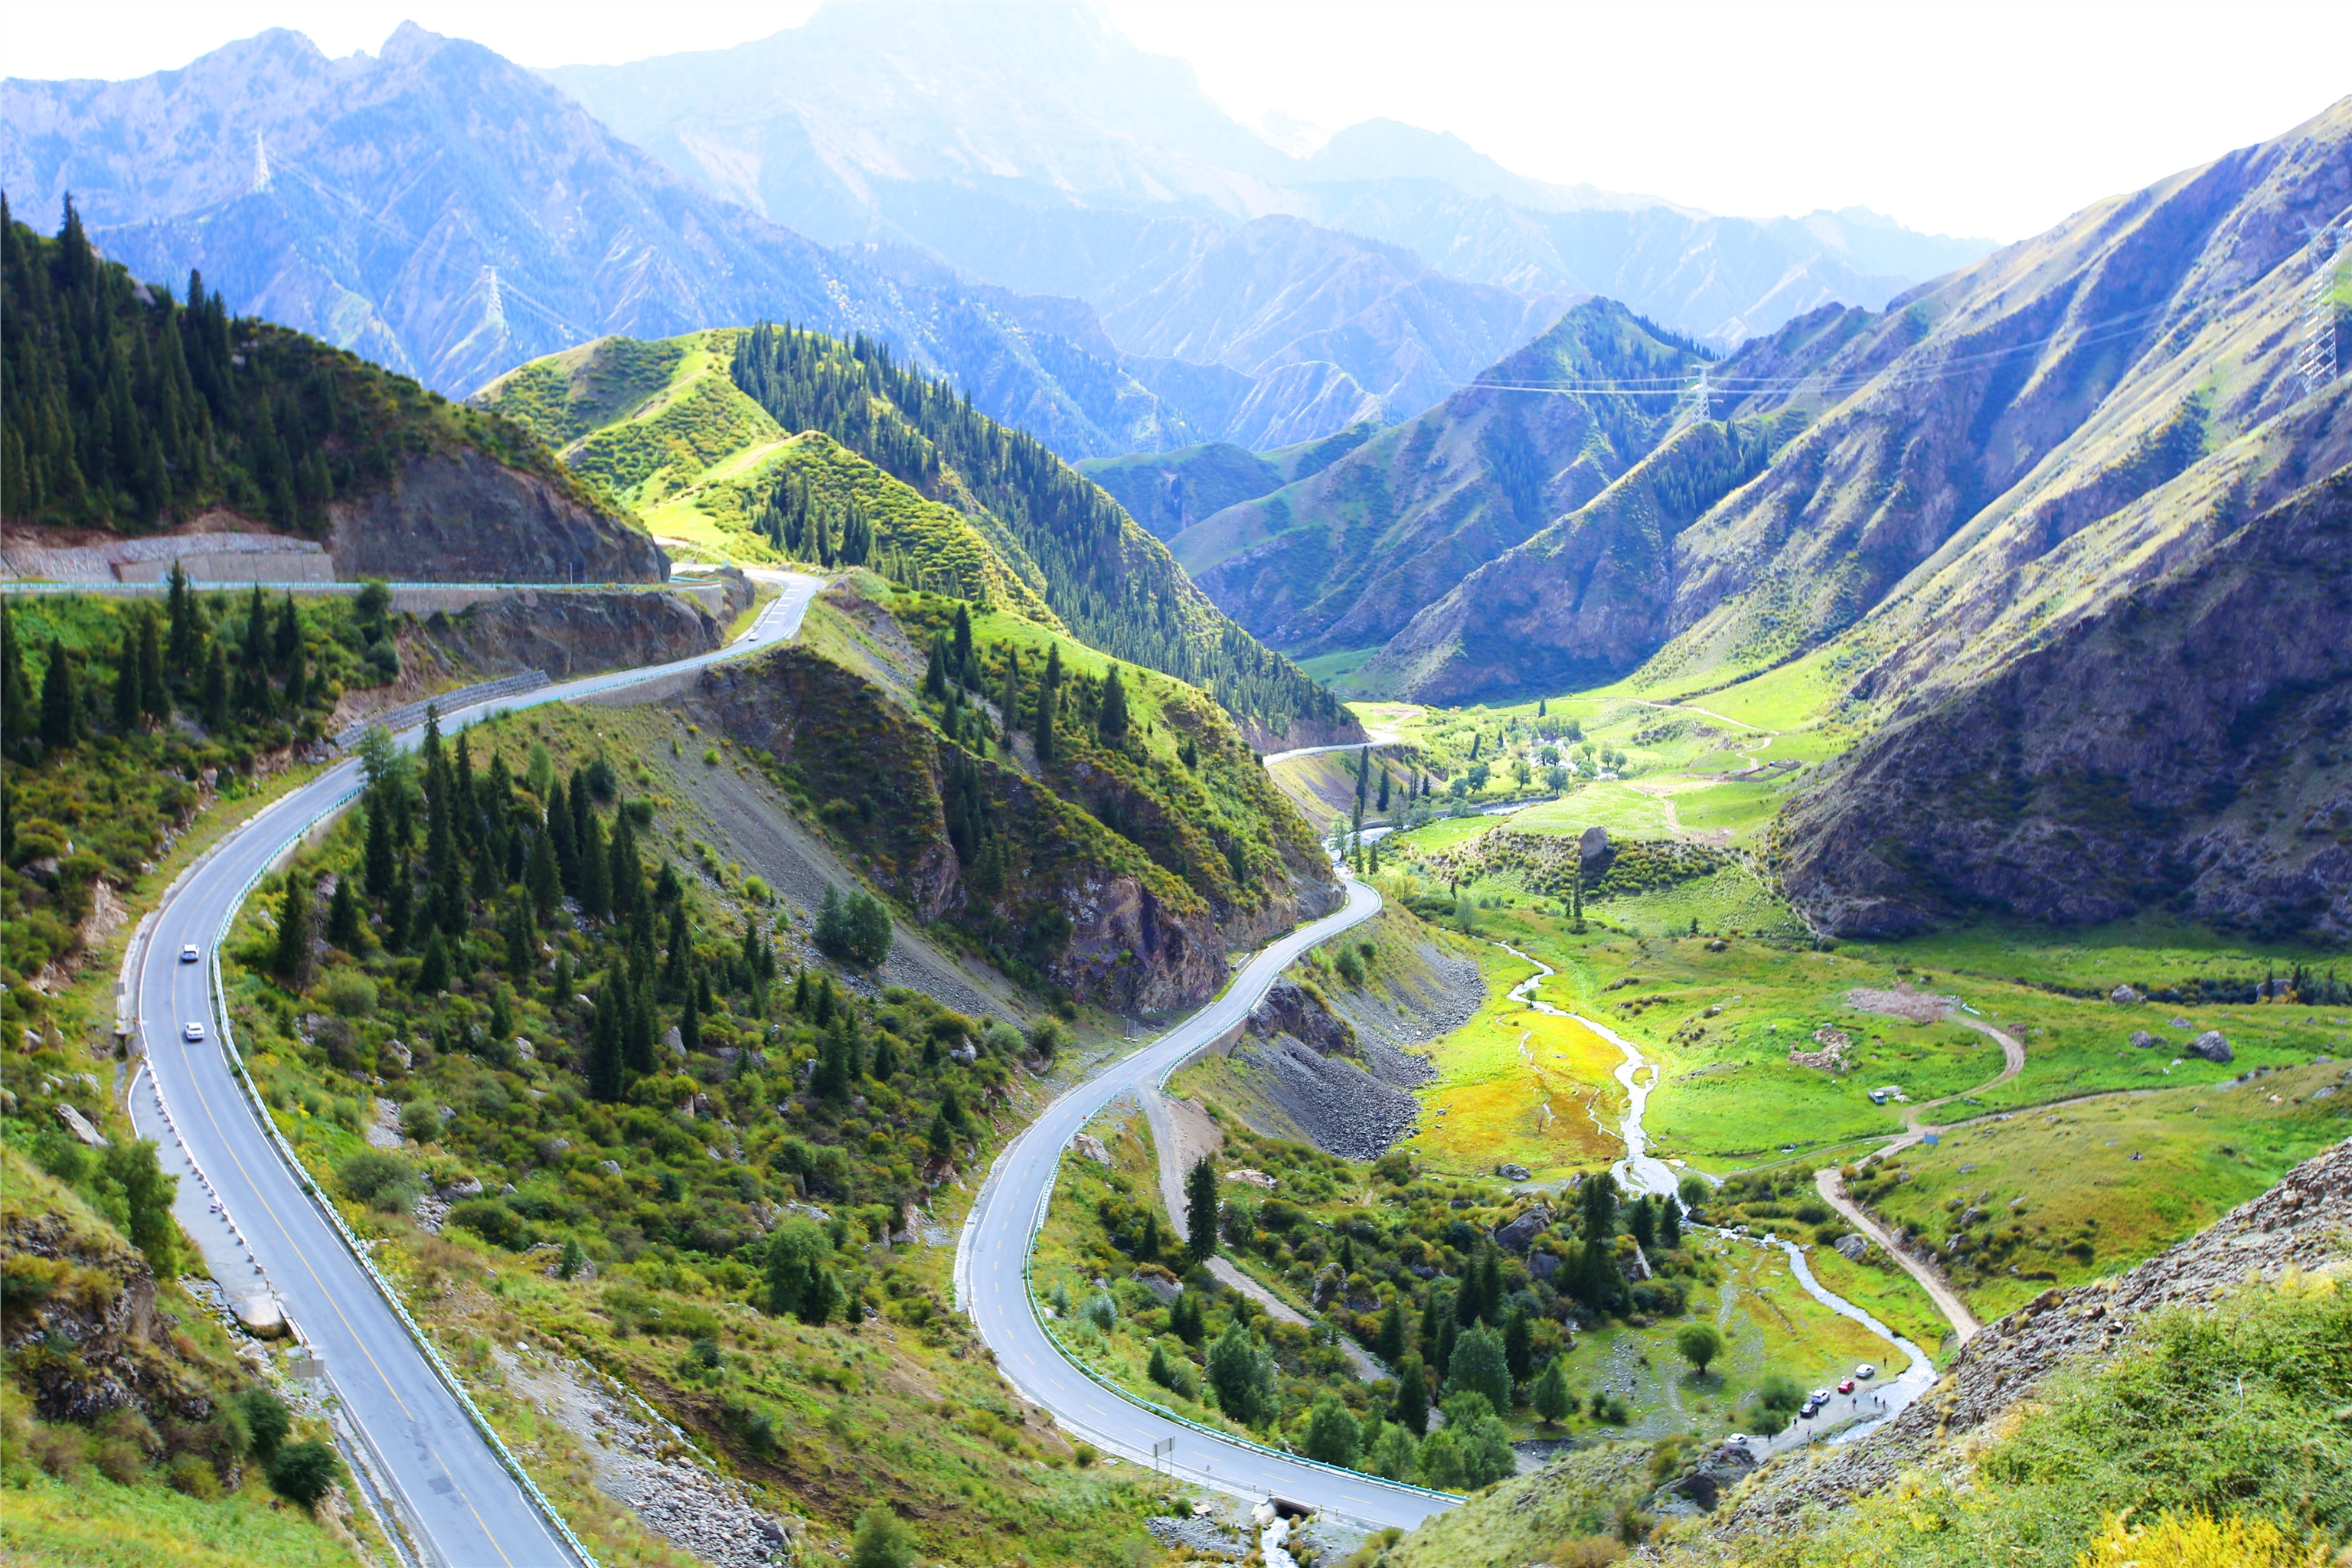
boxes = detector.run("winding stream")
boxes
[1488,940,1936,1451]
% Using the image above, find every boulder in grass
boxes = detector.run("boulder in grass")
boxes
[2130,1031,2161,1050]
[1834,1233,1870,1262]
[2109,984,2144,1005]
[2187,1031,2234,1063]
[1493,1203,1553,1253]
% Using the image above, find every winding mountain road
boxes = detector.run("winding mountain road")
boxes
[955,877,1457,1530]
[127,573,820,1567]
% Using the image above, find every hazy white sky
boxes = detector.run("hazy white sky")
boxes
[6,1,2346,240]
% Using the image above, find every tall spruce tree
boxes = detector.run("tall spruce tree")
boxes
[1185,1154,1220,1262]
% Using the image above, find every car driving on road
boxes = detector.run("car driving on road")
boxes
[181,943,201,963]
[181,1021,204,1041]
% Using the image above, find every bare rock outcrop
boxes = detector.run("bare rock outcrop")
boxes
[1785,466,2352,941]
[424,582,744,679]
[327,448,665,583]
[673,644,1223,1013]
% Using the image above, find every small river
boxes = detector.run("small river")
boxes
[1488,940,1936,1452]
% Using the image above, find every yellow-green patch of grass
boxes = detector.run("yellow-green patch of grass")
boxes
[1510,786,1677,840]
[1540,1233,1893,1445]
[1848,1059,2351,1321]
[1263,748,1368,831]
[0,1472,366,1568]
[1408,946,1626,1181]
[1385,813,1504,858]
[1800,1236,1955,1363]
[1671,779,1787,839]
[1585,870,1800,941]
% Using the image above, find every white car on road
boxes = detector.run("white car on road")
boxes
[181,1021,205,1042]
[180,943,201,963]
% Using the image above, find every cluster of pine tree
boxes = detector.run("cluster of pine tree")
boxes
[2,198,390,529]
[753,469,873,567]
[0,570,340,761]
[727,322,1345,738]
[339,713,782,1108]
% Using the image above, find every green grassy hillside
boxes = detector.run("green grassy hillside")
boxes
[1076,423,1375,540]
[479,326,1357,747]
[1170,300,1713,664]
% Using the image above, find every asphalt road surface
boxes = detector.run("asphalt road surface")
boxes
[955,877,1458,1530]
[131,573,818,1567]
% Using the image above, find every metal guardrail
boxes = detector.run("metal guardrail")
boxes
[333,671,549,750]
[205,838,602,1568]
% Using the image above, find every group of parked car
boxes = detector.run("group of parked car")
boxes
[1726,1364,1876,1448]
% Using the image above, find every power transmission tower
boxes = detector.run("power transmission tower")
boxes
[2299,222,2341,398]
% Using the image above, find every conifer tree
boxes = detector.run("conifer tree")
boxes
[1184,1155,1220,1263]
[165,562,200,673]
[137,612,167,721]
[272,874,311,985]
[1504,1305,1534,1387]
[999,645,1021,733]
[199,641,228,729]
[113,626,142,732]
[580,810,612,918]
[586,984,622,1102]
[1531,1358,1573,1425]
[1390,1354,1429,1436]
[327,876,361,950]
[1098,665,1129,743]
[0,602,30,752]
[1035,645,1061,766]
[951,603,975,684]
[416,930,449,992]
[38,638,77,749]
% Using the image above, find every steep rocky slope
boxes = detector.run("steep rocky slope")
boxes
[1708,1132,2351,1544]
[1171,299,1710,657]
[665,581,1337,1010]
[1780,462,2352,940]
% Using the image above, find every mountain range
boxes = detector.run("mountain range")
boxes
[1168,94,2349,939]
[551,3,1991,355]
[3,2,1989,464]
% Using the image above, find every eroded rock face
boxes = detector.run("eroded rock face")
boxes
[1784,469,2352,941]
[424,583,745,678]
[328,449,665,582]
[1246,979,1359,1060]
[674,645,1226,1012]
[1,1212,208,1426]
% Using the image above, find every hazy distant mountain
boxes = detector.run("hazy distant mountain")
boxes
[550,0,1994,387]
[0,24,1203,458]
